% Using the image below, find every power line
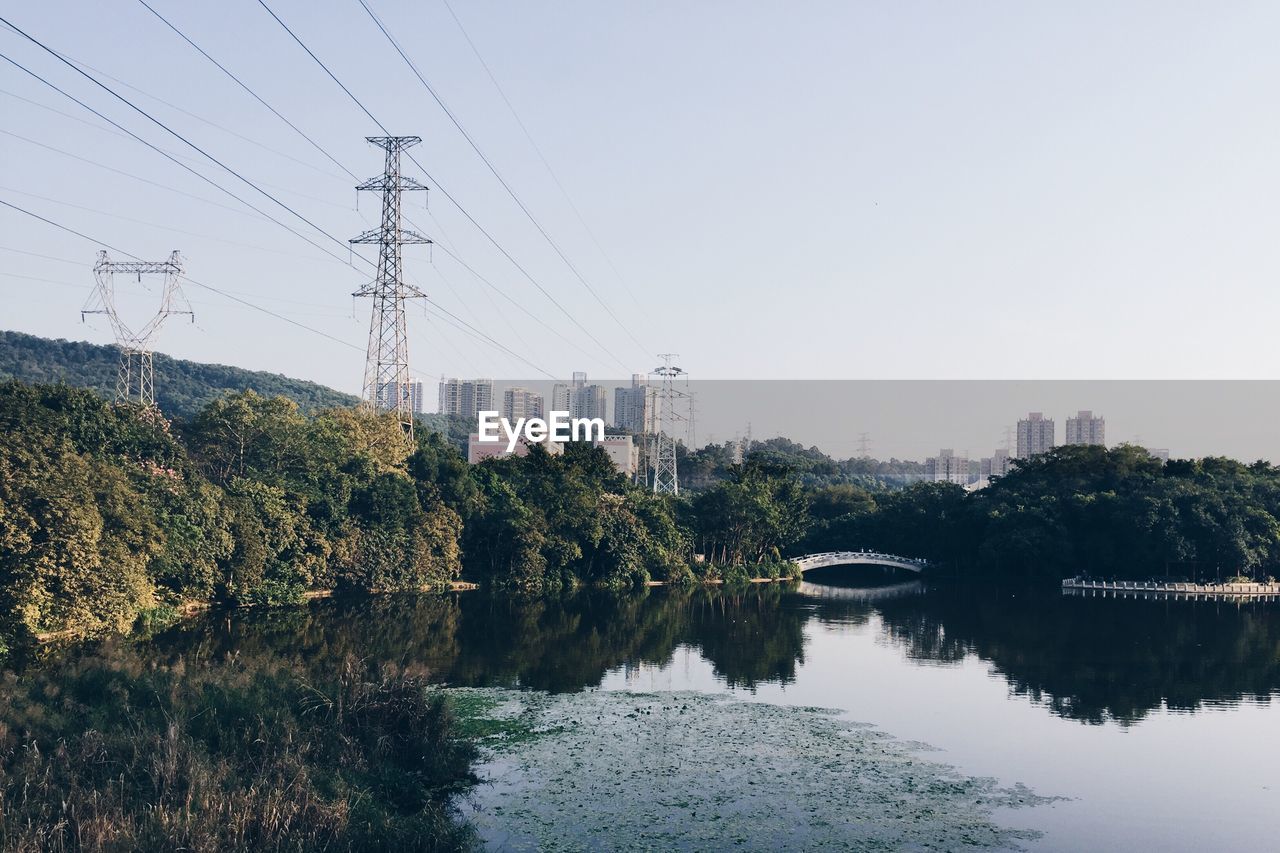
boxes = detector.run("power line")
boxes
[0,197,134,256]
[30,4,581,376]
[0,126,268,221]
[1,85,143,142]
[133,0,360,182]
[0,43,359,270]
[430,241,600,362]
[1,194,557,378]
[0,183,337,264]
[355,0,649,355]
[423,296,554,378]
[430,257,532,355]
[439,0,653,324]
[57,47,349,183]
[0,243,349,311]
[254,0,630,371]
[0,17,374,267]
[0,244,95,266]
[2,17,565,378]
[126,0,556,369]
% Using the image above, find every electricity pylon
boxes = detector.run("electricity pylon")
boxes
[81,250,191,409]
[352,136,430,434]
[652,353,688,495]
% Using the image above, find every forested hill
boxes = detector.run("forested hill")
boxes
[0,330,357,419]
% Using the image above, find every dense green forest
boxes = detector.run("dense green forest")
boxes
[802,445,1280,583]
[0,330,357,418]
[0,381,809,657]
[4,377,1280,659]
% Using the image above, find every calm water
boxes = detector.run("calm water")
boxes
[148,569,1280,850]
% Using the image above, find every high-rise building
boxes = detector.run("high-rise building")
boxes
[925,449,970,485]
[574,384,608,421]
[550,383,571,412]
[502,387,544,422]
[978,448,1014,483]
[1065,410,1105,446]
[438,377,493,419]
[614,374,658,435]
[550,372,607,421]
[375,380,424,415]
[1016,412,1055,459]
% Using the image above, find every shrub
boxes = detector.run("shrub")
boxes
[0,651,476,851]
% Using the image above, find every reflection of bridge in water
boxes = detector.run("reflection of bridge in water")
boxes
[798,579,926,602]
[793,551,930,574]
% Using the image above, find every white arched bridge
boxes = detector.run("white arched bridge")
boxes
[792,551,930,574]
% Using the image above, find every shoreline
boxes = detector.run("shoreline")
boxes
[33,576,802,645]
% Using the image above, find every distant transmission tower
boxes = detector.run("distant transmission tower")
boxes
[351,136,430,434]
[687,391,697,450]
[652,354,688,494]
[857,432,872,459]
[82,250,191,409]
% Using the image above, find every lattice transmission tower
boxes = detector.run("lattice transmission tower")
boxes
[351,136,430,434]
[82,250,191,409]
[651,353,689,495]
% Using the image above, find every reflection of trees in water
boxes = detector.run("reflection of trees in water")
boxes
[147,586,807,693]
[136,584,1280,725]
[685,586,808,688]
[873,587,1280,724]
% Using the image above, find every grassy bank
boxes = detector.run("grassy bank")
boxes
[0,650,477,851]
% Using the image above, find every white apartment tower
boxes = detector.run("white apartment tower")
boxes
[614,374,659,435]
[925,449,970,485]
[1016,412,1055,460]
[574,384,608,421]
[550,383,571,412]
[438,377,494,419]
[979,448,1014,482]
[1065,410,1105,446]
[552,371,607,421]
[501,387,544,422]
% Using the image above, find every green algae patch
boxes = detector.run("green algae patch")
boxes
[449,689,1055,851]
[446,690,564,747]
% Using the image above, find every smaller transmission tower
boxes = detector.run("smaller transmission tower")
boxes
[856,432,872,459]
[352,136,430,434]
[82,250,191,408]
[652,353,689,495]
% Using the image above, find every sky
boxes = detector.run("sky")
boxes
[3,1,1280,395]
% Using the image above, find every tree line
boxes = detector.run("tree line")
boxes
[0,330,357,418]
[6,380,1280,656]
[0,382,808,655]
[802,443,1280,583]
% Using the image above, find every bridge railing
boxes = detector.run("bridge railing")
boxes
[793,551,930,568]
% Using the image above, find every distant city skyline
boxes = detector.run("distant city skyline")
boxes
[448,379,1275,464]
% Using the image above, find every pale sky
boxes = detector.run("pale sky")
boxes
[3,1,1280,392]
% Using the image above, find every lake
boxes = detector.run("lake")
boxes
[145,569,1279,850]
